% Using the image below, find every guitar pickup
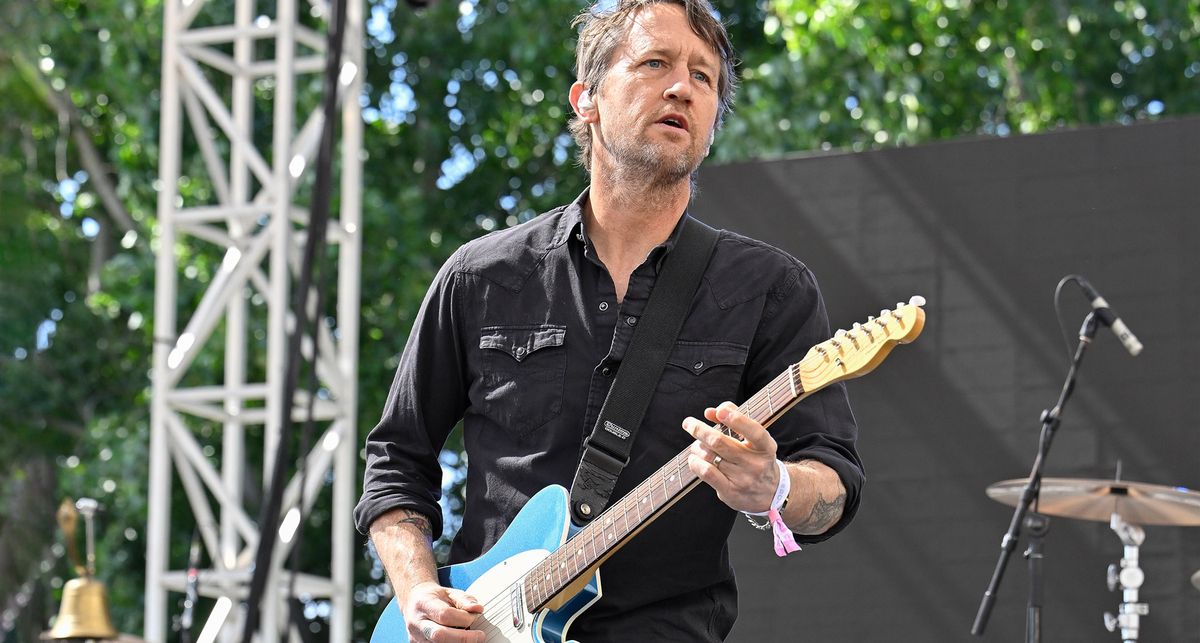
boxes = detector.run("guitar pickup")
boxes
[511,582,526,631]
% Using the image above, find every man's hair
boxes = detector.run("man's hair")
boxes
[568,0,738,170]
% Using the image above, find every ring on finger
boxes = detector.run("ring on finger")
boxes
[712,455,723,468]
[419,620,435,641]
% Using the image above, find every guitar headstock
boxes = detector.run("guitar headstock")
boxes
[798,296,927,393]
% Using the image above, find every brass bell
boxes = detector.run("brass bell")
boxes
[43,498,119,641]
[44,577,119,641]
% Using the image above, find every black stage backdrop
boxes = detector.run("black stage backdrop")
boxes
[691,117,1200,642]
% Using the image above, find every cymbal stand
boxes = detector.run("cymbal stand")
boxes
[1023,513,1050,643]
[972,313,1099,640]
[1103,512,1148,642]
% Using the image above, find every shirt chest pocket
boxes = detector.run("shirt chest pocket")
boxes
[476,324,568,438]
[659,341,749,419]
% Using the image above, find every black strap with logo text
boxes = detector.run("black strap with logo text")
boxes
[568,216,720,526]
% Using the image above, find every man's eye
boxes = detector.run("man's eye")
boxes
[693,71,710,84]
[646,60,663,69]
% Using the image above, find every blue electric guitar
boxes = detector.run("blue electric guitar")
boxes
[372,298,928,642]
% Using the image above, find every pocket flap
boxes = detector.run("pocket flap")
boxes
[480,324,567,362]
[665,341,748,375]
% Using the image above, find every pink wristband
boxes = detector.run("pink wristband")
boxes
[768,509,801,556]
[742,460,802,557]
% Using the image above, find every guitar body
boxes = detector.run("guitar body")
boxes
[370,485,601,643]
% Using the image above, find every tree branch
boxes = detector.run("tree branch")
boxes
[9,51,142,237]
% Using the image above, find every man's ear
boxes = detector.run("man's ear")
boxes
[570,81,598,121]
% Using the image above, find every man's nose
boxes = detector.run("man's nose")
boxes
[663,70,692,102]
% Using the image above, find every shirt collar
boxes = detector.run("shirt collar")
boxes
[558,187,691,273]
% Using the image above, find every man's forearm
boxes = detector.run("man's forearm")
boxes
[779,459,846,535]
[368,507,440,605]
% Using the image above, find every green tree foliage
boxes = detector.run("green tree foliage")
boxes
[718,0,1200,157]
[1,0,1197,640]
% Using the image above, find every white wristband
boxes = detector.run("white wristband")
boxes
[745,460,790,517]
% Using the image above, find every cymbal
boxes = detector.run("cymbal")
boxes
[986,478,1200,526]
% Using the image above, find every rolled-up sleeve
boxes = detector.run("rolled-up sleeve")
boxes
[354,250,468,539]
[745,264,864,544]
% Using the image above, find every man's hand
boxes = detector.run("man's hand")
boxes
[402,581,486,643]
[370,508,487,642]
[682,401,779,514]
[683,401,848,534]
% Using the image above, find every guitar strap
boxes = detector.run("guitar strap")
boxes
[568,216,720,526]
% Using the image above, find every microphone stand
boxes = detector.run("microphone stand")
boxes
[972,313,1099,640]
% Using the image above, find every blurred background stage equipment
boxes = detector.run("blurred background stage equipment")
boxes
[971,274,1147,642]
[987,477,1200,641]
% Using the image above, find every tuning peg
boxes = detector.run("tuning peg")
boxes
[909,295,927,307]
[895,302,904,309]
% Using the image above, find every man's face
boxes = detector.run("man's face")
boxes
[588,3,721,184]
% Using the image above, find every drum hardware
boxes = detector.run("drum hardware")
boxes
[987,477,1200,643]
[972,309,1106,642]
[1101,512,1148,641]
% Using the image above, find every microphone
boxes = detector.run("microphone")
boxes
[1077,277,1144,356]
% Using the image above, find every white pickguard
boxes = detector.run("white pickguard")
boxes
[464,549,550,642]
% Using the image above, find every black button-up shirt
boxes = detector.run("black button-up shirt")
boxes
[355,191,862,641]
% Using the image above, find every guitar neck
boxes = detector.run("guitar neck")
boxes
[523,363,810,611]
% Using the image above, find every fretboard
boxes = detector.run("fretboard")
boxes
[522,361,809,611]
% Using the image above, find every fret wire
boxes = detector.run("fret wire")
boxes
[632,487,643,523]
[526,360,820,613]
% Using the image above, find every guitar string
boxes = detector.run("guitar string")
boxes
[466,451,701,635]
[451,331,892,634]
[464,369,804,634]
[466,320,903,636]
[472,319,904,633]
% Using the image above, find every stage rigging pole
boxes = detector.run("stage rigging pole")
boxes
[146,0,363,641]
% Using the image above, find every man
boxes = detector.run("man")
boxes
[354,1,863,641]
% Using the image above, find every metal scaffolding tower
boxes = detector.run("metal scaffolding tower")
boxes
[147,0,363,641]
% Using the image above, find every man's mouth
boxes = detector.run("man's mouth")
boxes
[657,114,689,131]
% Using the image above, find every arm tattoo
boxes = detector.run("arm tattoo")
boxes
[386,509,433,541]
[792,459,847,533]
[802,492,846,532]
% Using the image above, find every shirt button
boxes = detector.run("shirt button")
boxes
[693,361,704,371]
[625,316,637,326]
[601,366,613,376]
[598,301,609,312]
[515,346,527,358]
